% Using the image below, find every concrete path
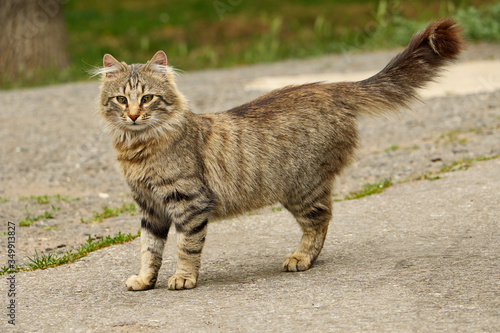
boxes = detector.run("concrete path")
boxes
[2,43,500,332]
[8,158,500,332]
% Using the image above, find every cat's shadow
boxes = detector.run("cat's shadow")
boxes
[155,257,333,290]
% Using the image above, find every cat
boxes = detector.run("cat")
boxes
[95,19,463,290]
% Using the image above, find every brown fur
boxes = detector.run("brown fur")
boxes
[96,19,463,290]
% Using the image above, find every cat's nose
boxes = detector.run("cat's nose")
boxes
[129,115,139,122]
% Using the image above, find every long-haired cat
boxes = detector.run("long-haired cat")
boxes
[95,19,463,290]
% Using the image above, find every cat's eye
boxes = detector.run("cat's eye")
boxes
[141,95,154,104]
[116,96,128,105]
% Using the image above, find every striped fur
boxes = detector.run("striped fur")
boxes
[97,20,463,290]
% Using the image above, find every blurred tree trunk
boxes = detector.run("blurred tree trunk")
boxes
[0,0,69,83]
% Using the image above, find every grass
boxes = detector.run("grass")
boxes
[19,205,60,227]
[43,226,59,231]
[17,194,79,227]
[415,155,499,180]
[16,194,135,227]
[81,202,137,223]
[344,178,393,200]
[384,144,399,152]
[437,130,469,147]
[19,194,80,204]
[2,0,500,88]
[416,173,443,181]
[0,231,140,275]
[440,155,499,172]
[440,158,474,172]
[340,154,499,200]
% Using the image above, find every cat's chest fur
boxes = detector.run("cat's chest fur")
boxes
[113,134,210,219]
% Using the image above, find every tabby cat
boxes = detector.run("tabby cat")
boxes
[96,19,462,290]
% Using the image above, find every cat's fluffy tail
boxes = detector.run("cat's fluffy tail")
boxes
[343,19,463,116]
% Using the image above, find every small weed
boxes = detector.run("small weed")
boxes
[414,155,499,182]
[271,207,283,212]
[19,194,80,204]
[81,202,136,223]
[344,178,393,200]
[0,231,140,275]
[0,265,21,275]
[440,158,474,173]
[43,226,58,231]
[469,127,484,134]
[437,130,470,147]
[19,195,50,204]
[384,144,399,153]
[0,197,9,203]
[438,130,461,147]
[416,173,442,181]
[26,251,63,270]
[19,206,60,227]
[474,155,499,162]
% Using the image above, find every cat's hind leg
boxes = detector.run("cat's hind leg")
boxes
[282,186,332,272]
[126,217,169,291]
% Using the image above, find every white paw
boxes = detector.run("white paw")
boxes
[167,274,197,290]
[126,274,155,291]
[283,254,313,272]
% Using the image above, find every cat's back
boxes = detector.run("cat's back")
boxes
[195,84,359,217]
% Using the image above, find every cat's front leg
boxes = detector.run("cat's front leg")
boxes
[168,198,212,290]
[126,217,169,291]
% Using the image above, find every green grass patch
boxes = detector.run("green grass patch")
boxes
[0,197,9,203]
[440,157,475,173]
[43,226,58,231]
[344,178,393,200]
[416,154,499,181]
[384,144,399,152]
[438,130,466,147]
[19,194,80,204]
[415,173,442,181]
[19,206,60,227]
[0,231,140,275]
[81,202,137,223]
[440,155,500,173]
[2,1,500,88]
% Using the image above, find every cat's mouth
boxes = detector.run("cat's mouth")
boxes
[125,121,148,131]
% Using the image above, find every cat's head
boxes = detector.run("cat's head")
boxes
[95,51,187,136]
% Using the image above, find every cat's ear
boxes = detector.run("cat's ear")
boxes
[145,51,169,76]
[102,54,126,79]
[149,51,168,67]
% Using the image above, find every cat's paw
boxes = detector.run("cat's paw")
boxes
[283,253,313,272]
[168,274,197,290]
[126,274,155,291]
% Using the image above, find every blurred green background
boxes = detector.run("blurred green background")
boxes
[3,0,500,88]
